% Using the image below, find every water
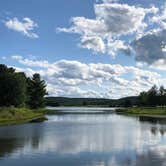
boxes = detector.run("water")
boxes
[47,106,116,113]
[0,107,166,166]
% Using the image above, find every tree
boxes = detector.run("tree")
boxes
[138,85,166,107]
[147,85,158,106]
[0,64,15,74]
[139,91,148,106]
[83,101,87,106]
[27,73,47,109]
[0,65,27,107]
[159,86,166,106]
[159,86,165,96]
[124,99,132,107]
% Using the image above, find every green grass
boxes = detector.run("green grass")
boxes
[116,107,166,116]
[0,107,46,126]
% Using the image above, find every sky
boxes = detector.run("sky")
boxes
[0,0,166,99]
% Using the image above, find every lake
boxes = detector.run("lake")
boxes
[0,107,166,166]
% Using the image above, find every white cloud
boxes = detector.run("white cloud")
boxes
[56,0,166,70]
[11,56,164,99]
[12,55,49,67]
[5,17,38,38]
[94,3,147,35]
[57,1,158,57]
[150,5,166,29]
[107,40,131,57]
[80,36,105,53]
[150,59,166,71]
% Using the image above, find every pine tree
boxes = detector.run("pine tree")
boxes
[159,86,166,106]
[27,73,47,109]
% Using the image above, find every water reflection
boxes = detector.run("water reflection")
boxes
[0,138,22,158]
[0,113,166,166]
[0,123,44,159]
[139,116,166,124]
[150,126,166,136]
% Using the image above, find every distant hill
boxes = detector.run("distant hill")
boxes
[46,96,140,107]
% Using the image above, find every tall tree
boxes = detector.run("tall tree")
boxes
[139,85,166,107]
[139,91,148,106]
[27,73,47,109]
[147,85,158,106]
[0,65,27,107]
[159,86,166,106]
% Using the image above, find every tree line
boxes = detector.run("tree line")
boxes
[1,63,165,108]
[139,85,166,107]
[0,64,47,109]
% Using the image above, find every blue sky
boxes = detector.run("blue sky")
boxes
[0,0,166,98]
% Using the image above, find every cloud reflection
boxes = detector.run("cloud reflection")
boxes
[0,114,166,166]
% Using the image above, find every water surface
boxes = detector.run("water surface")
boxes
[0,107,166,166]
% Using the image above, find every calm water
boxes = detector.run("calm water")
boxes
[0,107,166,166]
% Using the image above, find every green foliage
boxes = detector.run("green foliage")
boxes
[124,99,132,107]
[0,107,44,125]
[139,85,166,107]
[46,96,140,107]
[27,73,47,109]
[0,65,27,107]
[0,64,47,109]
[46,97,113,107]
[139,92,148,106]
[117,107,166,116]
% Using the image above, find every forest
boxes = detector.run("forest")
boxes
[46,86,166,107]
[139,85,166,107]
[0,64,47,109]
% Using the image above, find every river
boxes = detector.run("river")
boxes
[0,107,166,166]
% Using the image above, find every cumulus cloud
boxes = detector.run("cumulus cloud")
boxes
[94,3,147,35]
[107,40,131,57]
[5,17,38,38]
[132,29,166,68]
[12,55,49,67]
[80,36,105,53]
[58,3,149,36]
[56,0,166,71]
[150,5,166,29]
[150,59,166,71]
[11,56,164,99]
[57,1,158,57]
[130,4,166,69]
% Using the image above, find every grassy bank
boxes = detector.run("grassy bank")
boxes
[116,107,166,117]
[0,107,46,126]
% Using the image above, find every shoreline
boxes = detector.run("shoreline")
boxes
[116,107,166,119]
[0,115,46,126]
[0,107,47,126]
[1,106,166,126]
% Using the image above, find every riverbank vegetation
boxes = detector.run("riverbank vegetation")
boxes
[116,86,166,116]
[0,64,47,125]
[0,107,46,125]
[116,107,166,116]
